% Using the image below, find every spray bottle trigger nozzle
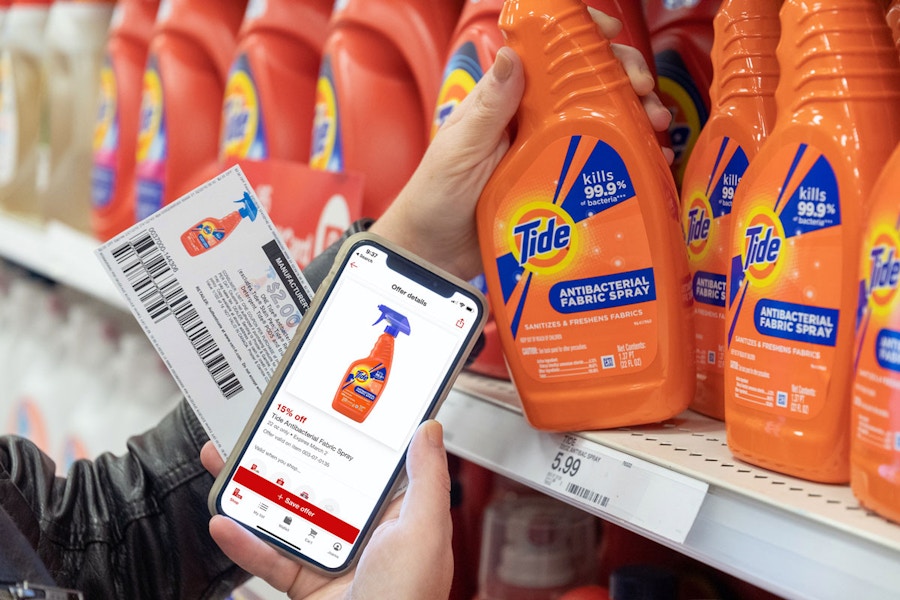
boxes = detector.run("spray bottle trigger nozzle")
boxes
[373,304,411,338]
[236,192,259,221]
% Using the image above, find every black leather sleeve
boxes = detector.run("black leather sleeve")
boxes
[0,401,247,599]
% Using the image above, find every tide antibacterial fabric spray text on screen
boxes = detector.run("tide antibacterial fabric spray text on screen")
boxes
[724,0,900,483]
[477,0,694,432]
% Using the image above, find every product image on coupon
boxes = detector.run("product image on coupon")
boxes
[181,191,259,256]
[333,304,410,423]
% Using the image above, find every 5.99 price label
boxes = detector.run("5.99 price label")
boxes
[539,433,707,543]
[544,434,611,509]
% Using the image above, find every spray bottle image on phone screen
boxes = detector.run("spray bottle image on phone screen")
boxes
[333,304,410,422]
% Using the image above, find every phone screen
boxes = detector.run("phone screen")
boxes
[213,237,484,572]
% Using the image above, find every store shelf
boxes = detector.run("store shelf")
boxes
[6,207,900,600]
[0,210,127,310]
[439,372,900,600]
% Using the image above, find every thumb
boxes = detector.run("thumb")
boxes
[431,46,524,170]
[398,420,452,529]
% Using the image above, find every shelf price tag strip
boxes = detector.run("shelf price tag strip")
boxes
[538,433,708,543]
[440,391,708,544]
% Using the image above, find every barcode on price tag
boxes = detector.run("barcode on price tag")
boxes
[541,434,708,544]
[565,482,610,507]
[96,166,313,458]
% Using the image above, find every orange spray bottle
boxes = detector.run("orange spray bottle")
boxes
[477,0,695,431]
[851,143,900,523]
[133,0,246,222]
[436,1,665,383]
[724,0,900,483]
[180,191,258,256]
[91,0,160,241]
[310,0,463,219]
[333,304,410,423]
[680,0,780,420]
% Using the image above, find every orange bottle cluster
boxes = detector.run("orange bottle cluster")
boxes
[464,0,900,529]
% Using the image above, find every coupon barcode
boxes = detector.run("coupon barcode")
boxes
[111,233,244,400]
[565,482,610,507]
[111,233,179,322]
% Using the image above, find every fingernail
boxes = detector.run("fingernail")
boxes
[493,47,514,83]
[423,420,445,449]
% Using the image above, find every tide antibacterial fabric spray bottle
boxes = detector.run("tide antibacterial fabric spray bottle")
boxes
[680,0,780,420]
[437,0,667,383]
[180,191,258,256]
[724,0,900,483]
[91,0,159,241]
[333,304,410,423]
[477,0,695,431]
[852,143,900,523]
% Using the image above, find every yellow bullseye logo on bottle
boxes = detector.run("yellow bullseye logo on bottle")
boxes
[220,70,259,161]
[740,205,785,288]
[310,74,338,170]
[864,224,900,314]
[508,202,577,275]
[431,67,477,140]
[94,63,116,152]
[683,192,713,262]
[353,368,371,384]
[136,67,163,163]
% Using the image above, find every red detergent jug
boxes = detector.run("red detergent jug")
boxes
[133,0,245,221]
[645,0,720,188]
[217,0,363,269]
[310,0,463,219]
[91,0,159,241]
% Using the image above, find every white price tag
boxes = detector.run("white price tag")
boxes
[439,391,709,545]
[537,433,708,543]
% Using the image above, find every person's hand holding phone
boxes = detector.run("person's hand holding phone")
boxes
[201,420,454,600]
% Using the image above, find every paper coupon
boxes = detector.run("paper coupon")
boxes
[96,166,314,458]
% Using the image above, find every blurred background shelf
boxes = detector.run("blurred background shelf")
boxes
[0,211,127,311]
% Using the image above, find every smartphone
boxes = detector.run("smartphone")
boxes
[208,232,487,574]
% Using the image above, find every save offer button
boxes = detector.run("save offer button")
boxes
[233,466,361,543]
